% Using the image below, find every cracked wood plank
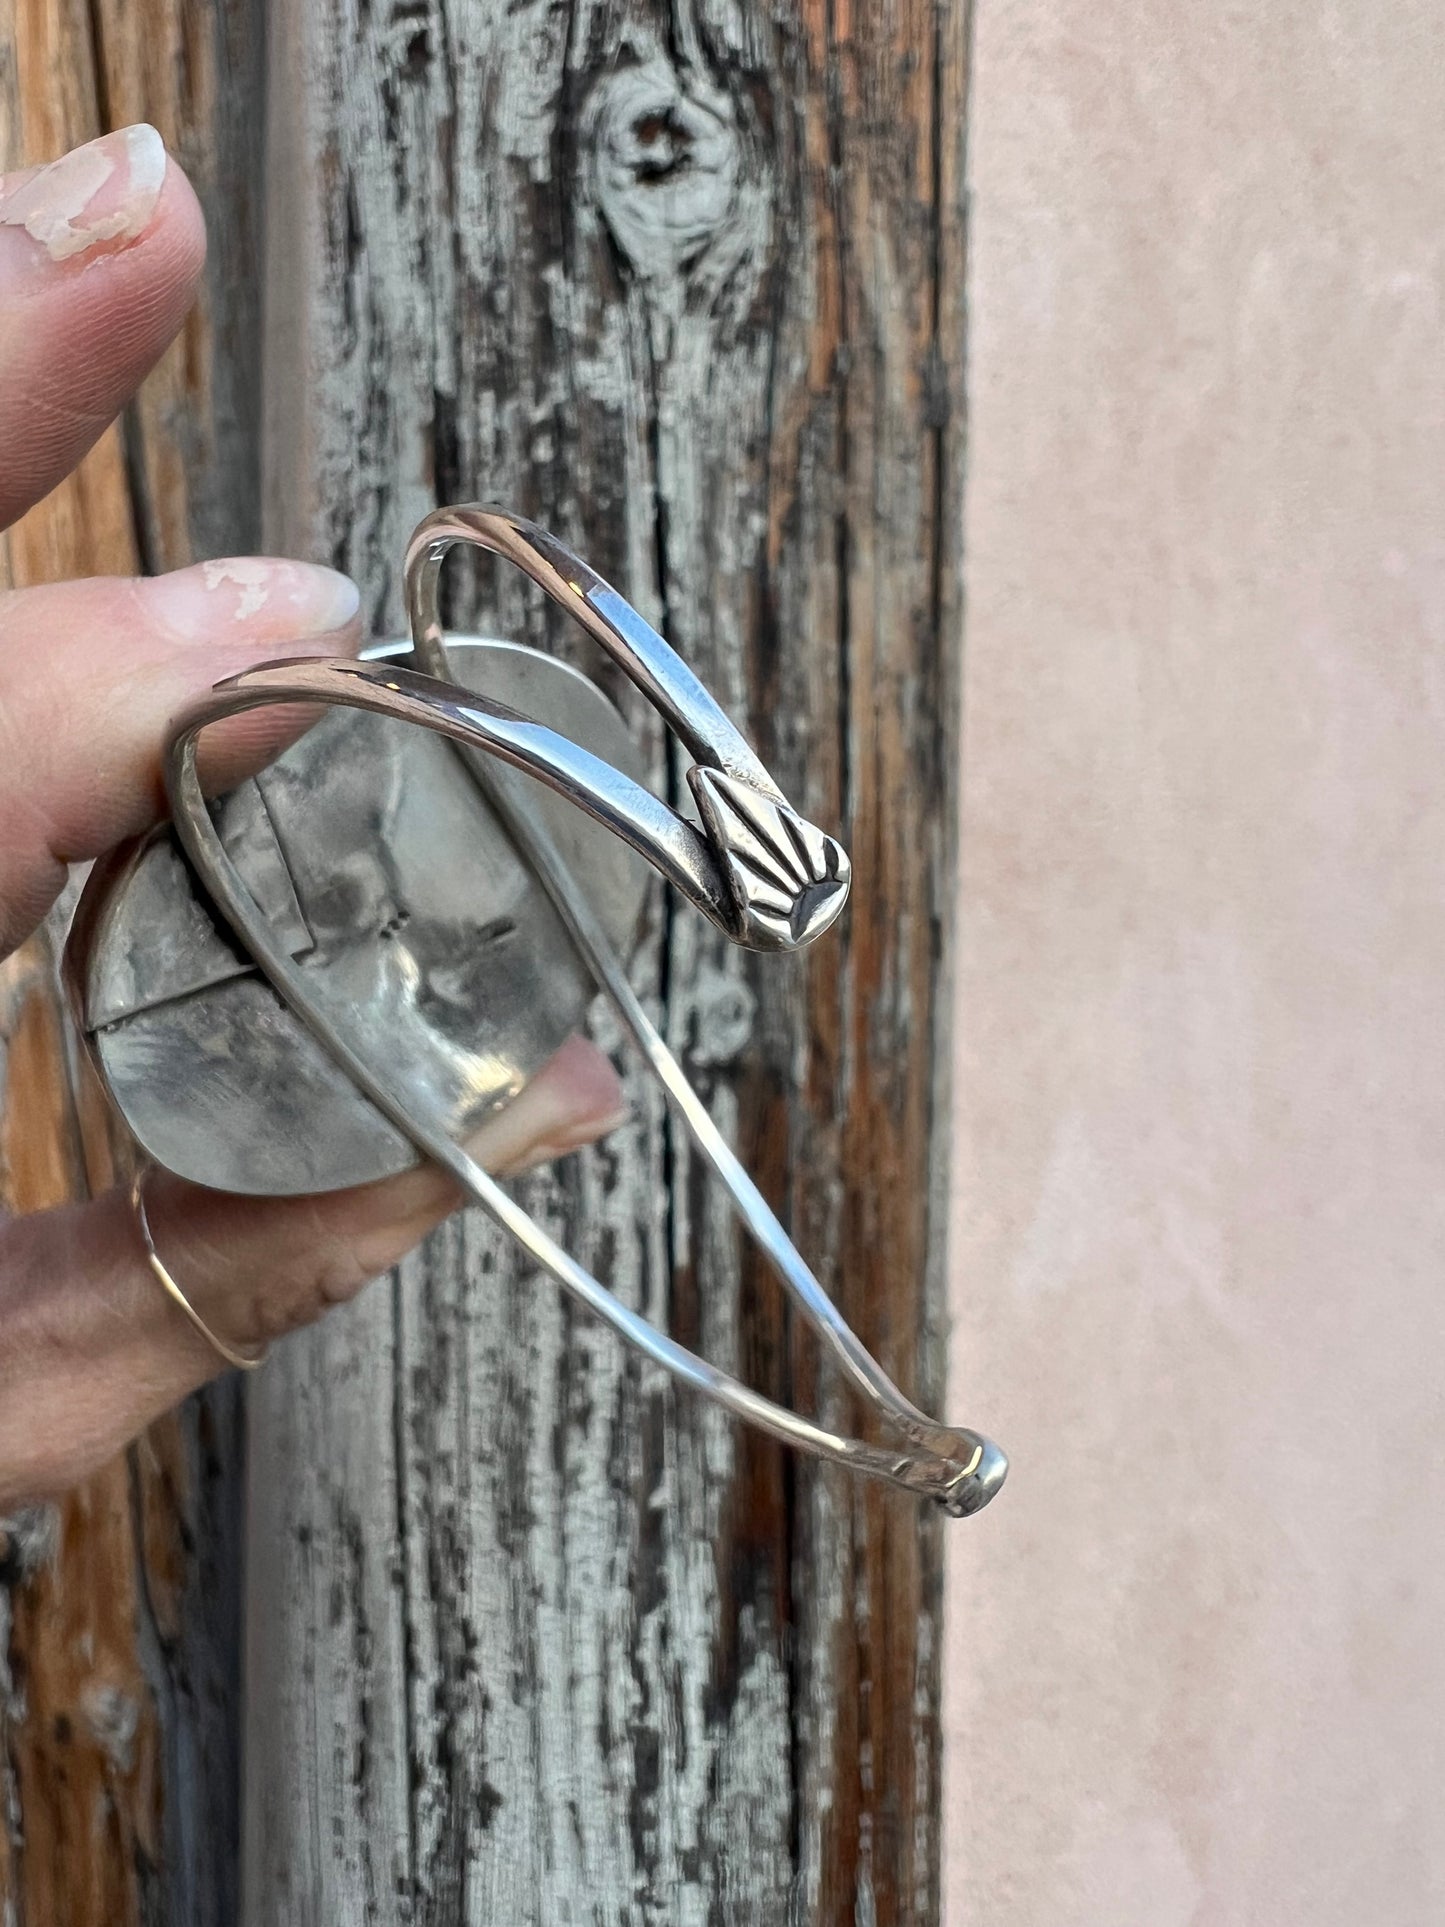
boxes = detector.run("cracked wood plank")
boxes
[247,2,968,1921]
[0,0,265,1919]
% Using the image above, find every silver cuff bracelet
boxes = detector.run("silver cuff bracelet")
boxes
[67,505,1006,1517]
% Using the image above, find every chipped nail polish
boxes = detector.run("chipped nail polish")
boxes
[0,123,167,263]
[143,558,362,642]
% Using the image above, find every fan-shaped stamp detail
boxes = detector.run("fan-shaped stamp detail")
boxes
[689,767,852,951]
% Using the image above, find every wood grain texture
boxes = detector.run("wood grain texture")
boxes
[0,1,265,1919]
[248,2,968,1920]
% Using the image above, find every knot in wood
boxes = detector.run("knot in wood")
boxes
[589,58,741,284]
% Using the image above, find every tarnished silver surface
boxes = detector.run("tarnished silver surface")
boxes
[73,639,649,1195]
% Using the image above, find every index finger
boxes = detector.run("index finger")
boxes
[0,123,205,531]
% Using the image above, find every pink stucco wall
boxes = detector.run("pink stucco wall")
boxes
[943,5,1445,1920]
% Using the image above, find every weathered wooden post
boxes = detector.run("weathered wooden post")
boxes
[0,1,968,1919]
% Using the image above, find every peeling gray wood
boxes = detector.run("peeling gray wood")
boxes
[248,2,967,1921]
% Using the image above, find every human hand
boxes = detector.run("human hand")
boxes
[0,125,625,1506]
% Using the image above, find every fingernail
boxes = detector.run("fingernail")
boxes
[143,557,361,642]
[0,124,167,263]
[468,1089,631,1179]
[458,1036,627,1175]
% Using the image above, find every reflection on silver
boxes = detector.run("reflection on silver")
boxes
[71,640,650,1195]
[75,506,1006,1516]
